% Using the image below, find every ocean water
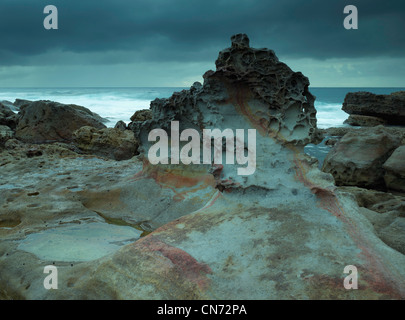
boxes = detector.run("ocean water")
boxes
[0,87,404,128]
[0,87,182,128]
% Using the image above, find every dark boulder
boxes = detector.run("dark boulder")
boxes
[15,100,106,143]
[342,91,405,125]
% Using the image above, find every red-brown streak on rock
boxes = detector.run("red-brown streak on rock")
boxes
[293,155,405,298]
[224,81,269,137]
[221,74,405,295]
[303,274,347,299]
[131,158,217,201]
[225,81,293,144]
[134,235,213,291]
[131,157,150,181]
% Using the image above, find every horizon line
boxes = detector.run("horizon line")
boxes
[1,86,405,89]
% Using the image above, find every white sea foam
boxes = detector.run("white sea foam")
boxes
[0,87,180,127]
[1,87,403,129]
[314,102,349,129]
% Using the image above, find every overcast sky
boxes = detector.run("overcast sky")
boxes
[0,0,404,87]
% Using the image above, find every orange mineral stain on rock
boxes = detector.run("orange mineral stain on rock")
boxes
[293,152,405,298]
[225,82,269,137]
[131,158,217,201]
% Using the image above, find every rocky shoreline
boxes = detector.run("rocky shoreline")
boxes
[1,34,404,299]
[318,93,405,258]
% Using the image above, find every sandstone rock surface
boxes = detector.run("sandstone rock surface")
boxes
[342,91,405,125]
[319,126,405,144]
[339,186,405,255]
[1,34,405,300]
[72,126,138,160]
[322,126,402,189]
[383,146,405,193]
[130,109,152,122]
[15,100,106,143]
[344,114,386,127]
[128,109,153,134]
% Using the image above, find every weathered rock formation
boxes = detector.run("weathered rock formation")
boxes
[319,126,405,143]
[322,126,402,189]
[339,186,405,255]
[0,101,18,130]
[15,100,107,143]
[344,114,386,127]
[383,145,405,193]
[72,126,138,161]
[130,109,152,122]
[1,34,405,300]
[342,91,405,125]
[0,125,14,147]
[114,120,127,131]
[136,34,318,154]
[0,102,15,118]
[13,99,32,109]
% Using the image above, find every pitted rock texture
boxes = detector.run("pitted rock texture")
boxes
[214,36,317,143]
[15,100,107,143]
[230,33,250,48]
[137,33,317,150]
[130,109,152,122]
[1,35,405,300]
[342,91,405,125]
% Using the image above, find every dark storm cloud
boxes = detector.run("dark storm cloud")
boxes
[0,0,404,66]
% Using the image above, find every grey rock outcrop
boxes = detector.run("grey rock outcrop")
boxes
[0,125,14,147]
[114,120,127,131]
[72,126,138,161]
[136,34,318,154]
[13,99,32,109]
[0,101,18,129]
[344,114,386,127]
[383,145,405,193]
[322,126,402,189]
[0,101,16,114]
[15,100,107,143]
[1,34,405,300]
[127,109,153,134]
[342,91,405,125]
[130,109,152,122]
[339,186,405,255]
